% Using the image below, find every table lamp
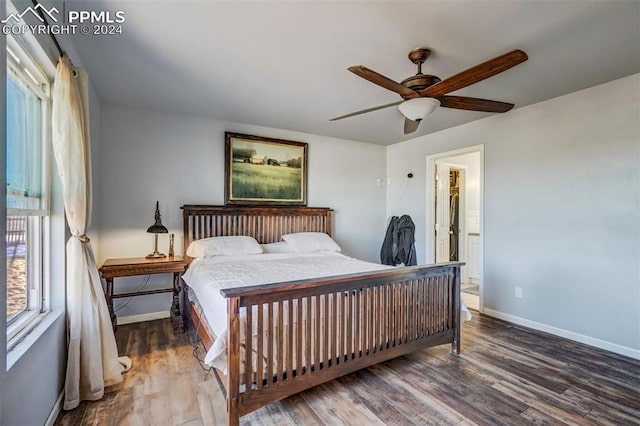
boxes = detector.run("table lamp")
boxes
[146,201,168,258]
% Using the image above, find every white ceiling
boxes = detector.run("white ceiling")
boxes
[61,0,640,145]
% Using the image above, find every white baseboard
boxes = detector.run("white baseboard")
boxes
[45,391,64,426]
[483,308,640,361]
[117,311,170,326]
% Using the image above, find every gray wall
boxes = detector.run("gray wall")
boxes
[387,74,640,356]
[3,319,66,426]
[97,105,388,319]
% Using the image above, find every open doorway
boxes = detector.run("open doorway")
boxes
[434,165,466,265]
[426,145,483,312]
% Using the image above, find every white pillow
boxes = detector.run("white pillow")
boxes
[281,232,341,253]
[186,236,263,258]
[260,242,296,254]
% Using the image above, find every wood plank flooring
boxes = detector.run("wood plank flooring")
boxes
[55,314,640,425]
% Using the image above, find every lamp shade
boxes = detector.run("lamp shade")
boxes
[146,201,168,234]
[147,223,168,233]
[398,97,440,121]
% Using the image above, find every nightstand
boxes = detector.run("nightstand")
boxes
[99,256,187,334]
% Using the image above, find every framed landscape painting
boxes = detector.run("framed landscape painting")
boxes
[224,132,308,205]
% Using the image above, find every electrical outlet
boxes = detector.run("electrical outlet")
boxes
[515,287,523,298]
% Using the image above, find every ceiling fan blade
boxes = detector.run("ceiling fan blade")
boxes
[438,95,514,113]
[404,118,421,134]
[329,100,402,121]
[421,50,528,97]
[348,65,420,99]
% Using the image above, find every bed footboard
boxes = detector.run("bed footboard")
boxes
[221,262,462,425]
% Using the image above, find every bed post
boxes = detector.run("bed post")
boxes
[227,297,241,426]
[326,210,333,237]
[181,208,191,329]
[451,265,462,354]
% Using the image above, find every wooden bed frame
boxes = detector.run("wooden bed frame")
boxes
[181,205,462,425]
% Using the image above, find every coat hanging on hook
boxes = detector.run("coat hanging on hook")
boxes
[380,215,417,266]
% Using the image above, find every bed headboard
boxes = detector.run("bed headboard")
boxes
[181,205,333,260]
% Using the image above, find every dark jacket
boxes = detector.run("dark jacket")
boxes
[380,215,417,266]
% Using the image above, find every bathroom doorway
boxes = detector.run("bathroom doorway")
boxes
[426,145,483,312]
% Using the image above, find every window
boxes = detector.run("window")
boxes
[6,39,51,345]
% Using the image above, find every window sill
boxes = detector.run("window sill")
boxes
[6,309,64,371]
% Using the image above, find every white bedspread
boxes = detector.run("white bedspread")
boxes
[183,252,471,372]
[182,252,392,369]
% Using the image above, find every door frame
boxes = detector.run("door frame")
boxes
[426,144,484,312]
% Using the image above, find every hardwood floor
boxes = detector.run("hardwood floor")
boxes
[55,314,640,425]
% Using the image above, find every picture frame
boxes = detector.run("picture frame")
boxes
[224,132,308,205]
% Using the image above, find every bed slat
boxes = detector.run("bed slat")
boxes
[296,297,302,378]
[267,302,274,386]
[256,303,263,391]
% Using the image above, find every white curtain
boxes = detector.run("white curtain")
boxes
[52,55,130,410]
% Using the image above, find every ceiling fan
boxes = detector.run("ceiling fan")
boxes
[330,48,528,134]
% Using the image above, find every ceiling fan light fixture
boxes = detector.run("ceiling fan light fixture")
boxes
[398,97,440,121]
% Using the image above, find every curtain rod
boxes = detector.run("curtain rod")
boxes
[31,0,64,58]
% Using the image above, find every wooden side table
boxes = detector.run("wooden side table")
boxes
[99,256,187,334]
